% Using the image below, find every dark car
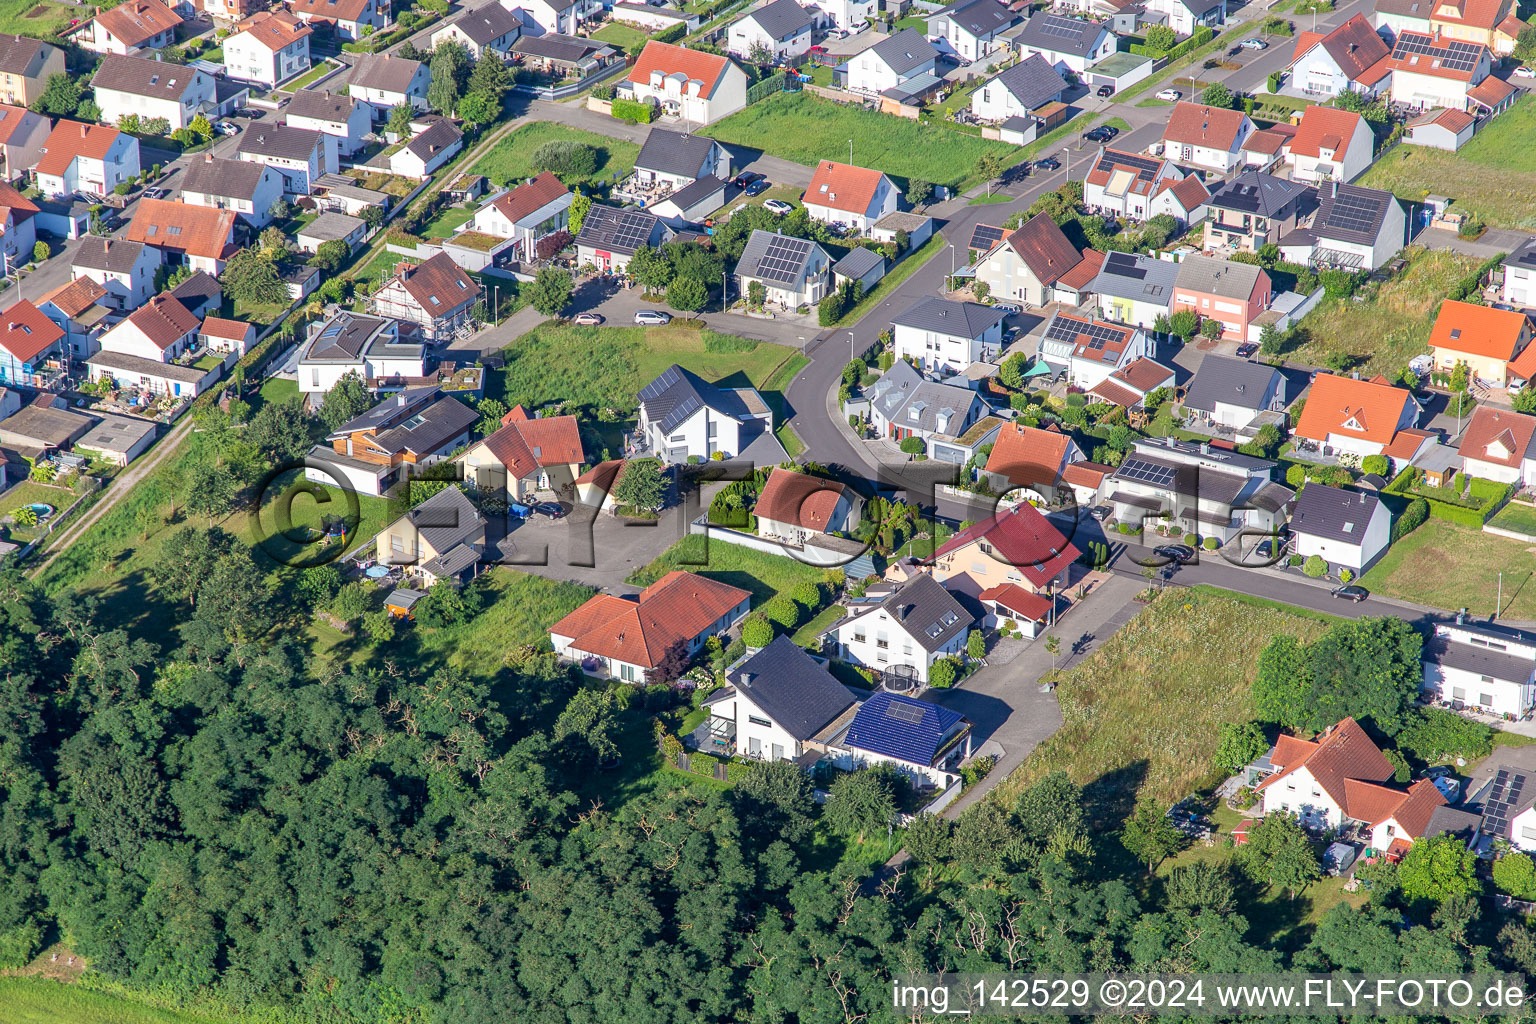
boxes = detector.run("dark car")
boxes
[1089,505,1112,522]
[1082,125,1119,143]
[744,179,770,196]
[1331,584,1369,602]
[1096,84,1114,97]
[1155,544,1196,564]
[233,108,265,119]
[1235,342,1258,357]
[533,502,567,519]
[1034,156,1061,171]
[732,171,765,188]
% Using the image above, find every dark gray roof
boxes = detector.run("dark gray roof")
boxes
[1015,12,1111,58]
[635,127,722,179]
[329,385,438,437]
[742,0,814,40]
[1182,354,1283,413]
[181,155,271,202]
[659,174,726,215]
[403,120,462,163]
[0,33,48,76]
[1372,0,1430,18]
[1289,483,1380,545]
[446,2,523,45]
[349,55,425,94]
[868,28,939,75]
[305,312,421,362]
[1174,254,1266,301]
[1425,804,1481,841]
[399,485,484,556]
[1311,183,1398,247]
[867,360,985,434]
[1207,170,1309,218]
[512,32,611,64]
[890,295,1007,339]
[1090,249,1179,302]
[238,123,324,162]
[1248,480,1295,514]
[733,229,826,285]
[1509,236,1536,272]
[375,394,477,455]
[989,52,1067,108]
[1173,0,1225,12]
[575,202,669,256]
[639,363,754,434]
[1424,633,1535,685]
[832,246,885,279]
[286,88,359,123]
[92,53,204,99]
[856,574,973,653]
[169,271,222,317]
[72,237,150,274]
[299,211,365,242]
[722,635,857,740]
[936,0,1017,38]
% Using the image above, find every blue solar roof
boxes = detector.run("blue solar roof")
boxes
[844,691,964,766]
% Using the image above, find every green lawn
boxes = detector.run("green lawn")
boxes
[703,91,1016,189]
[281,60,337,92]
[1367,518,1536,620]
[591,20,652,53]
[0,0,77,39]
[349,247,411,292]
[234,468,392,569]
[1359,95,1536,229]
[1489,500,1536,537]
[0,979,244,1024]
[0,479,73,542]
[1284,248,1480,374]
[420,205,476,239]
[893,15,927,31]
[472,122,640,189]
[791,602,843,646]
[835,234,944,326]
[627,533,826,606]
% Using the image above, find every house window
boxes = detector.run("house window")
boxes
[1453,686,1467,700]
[852,631,865,643]
[1482,693,1495,707]
[748,715,771,728]
[1523,826,1536,842]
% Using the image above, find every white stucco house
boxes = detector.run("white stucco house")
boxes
[828,574,973,686]
[1422,615,1536,719]
[91,54,216,132]
[753,467,860,546]
[727,0,815,60]
[617,41,750,125]
[1288,483,1390,574]
[890,296,1007,374]
[701,636,860,762]
[802,159,899,234]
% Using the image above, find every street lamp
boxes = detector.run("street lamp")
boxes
[849,328,855,364]
[948,243,955,287]
[722,270,728,313]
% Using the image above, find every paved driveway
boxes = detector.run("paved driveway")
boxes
[493,502,689,593]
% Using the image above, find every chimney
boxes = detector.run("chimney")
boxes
[80,124,87,137]
[397,392,408,406]
[1456,608,1468,624]
[1200,441,1210,455]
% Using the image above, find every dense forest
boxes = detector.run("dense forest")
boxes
[1,564,1534,1024]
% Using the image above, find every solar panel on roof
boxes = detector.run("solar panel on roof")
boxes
[1392,32,1482,73]
[1040,15,1080,36]
[1325,192,1382,235]
[969,223,1004,251]
[1105,252,1145,279]
[885,701,926,725]
[755,235,814,285]
[1118,458,1177,486]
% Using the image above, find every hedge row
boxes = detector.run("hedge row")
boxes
[611,97,654,123]
[746,71,788,105]
[1129,25,1214,60]
[1383,467,1511,528]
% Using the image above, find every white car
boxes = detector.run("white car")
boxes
[1514,65,1536,79]
[634,310,671,325]
[1239,37,1267,50]
[763,199,793,215]
[1156,88,1182,102]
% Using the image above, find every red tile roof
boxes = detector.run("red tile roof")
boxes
[236,9,312,51]
[1388,30,1488,82]
[1409,106,1476,133]
[1110,356,1175,393]
[124,294,200,350]
[932,502,1080,588]
[1290,105,1366,159]
[0,179,38,224]
[479,405,583,477]
[1291,14,1390,82]
[388,252,482,314]
[1156,173,1210,212]
[1004,212,1082,286]
[288,0,376,23]
[38,277,107,318]
[549,570,750,670]
[1086,378,1140,407]
[1258,717,1396,818]
[0,104,36,147]
[200,316,252,341]
[1049,312,1137,366]
[126,199,238,260]
[1460,406,1536,469]
[1061,460,1112,488]
[1294,373,1413,447]
[1381,426,1435,460]
[490,171,569,225]
[1162,101,1249,151]
[1056,247,1103,292]
[1432,0,1512,32]
[753,467,851,531]
[628,41,733,95]
[805,160,888,217]
[93,0,181,48]
[978,582,1052,622]
[1378,778,1448,838]
[985,421,1075,490]
[1469,75,1516,109]
[1428,298,1528,361]
[0,298,64,363]
[35,121,124,178]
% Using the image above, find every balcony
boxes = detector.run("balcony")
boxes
[686,716,736,753]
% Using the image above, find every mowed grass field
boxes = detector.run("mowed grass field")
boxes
[1366,518,1536,620]
[704,91,1016,189]
[627,533,826,606]
[1359,95,1536,229]
[471,122,640,188]
[0,979,243,1024]
[0,0,78,39]
[992,591,1332,825]
[1285,248,1480,374]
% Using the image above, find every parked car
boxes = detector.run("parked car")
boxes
[142,187,170,200]
[1516,65,1536,79]
[1034,156,1061,171]
[1082,124,1118,143]
[571,312,604,325]
[1155,544,1196,564]
[992,302,1022,314]
[1331,584,1369,602]
[634,310,671,325]
[1240,37,1268,49]
[1089,505,1112,521]
[232,108,265,119]
[763,198,793,215]
[732,171,765,188]
[533,502,566,519]
[744,179,770,196]
[1235,342,1258,358]
[1156,88,1182,102]
[215,121,239,135]
[1096,83,1114,97]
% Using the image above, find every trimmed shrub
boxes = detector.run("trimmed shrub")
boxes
[611,98,654,124]
[791,581,823,610]
[1183,532,1198,547]
[1203,537,1219,550]
[1303,554,1327,578]
[929,658,958,688]
[741,616,774,648]
[764,596,799,629]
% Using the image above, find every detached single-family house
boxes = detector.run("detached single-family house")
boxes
[1105,435,1287,541]
[430,3,522,59]
[550,570,751,683]
[733,229,832,310]
[982,421,1083,499]
[970,212,1086,307]
[865,359,988,447]
[1502,236,1536,308]
[970,53,1067,123]
[465,172,572,260]
[1087,357,1177,410]
[633,128,732,191]
[930,0,1019,62]
[348,55,430,117]
[1386,29,1492,110]
[518,0,603,36]
[285,89,372,158]
[97,293,200,364]
[1143,0,1227,35]
[846,28,939,96]
[369,253,481,343]
[618,41,750,125]
[180,154,286,228]
[91,53,214,132]
[224,10,312,88]
[1012,12,1116,75]
[890,295,1007,374]
[199,316,255,358]
[70,0,182,57]
[1090,250,1178,328]
[1423,614,1536,719]
[1287,104,1374,183]
[575,203,673,275]
[1459,406,1536,486]
[1283,182,1407,272]
[1427,299,1533,388]
[374,485,486,586]
[457,403,585,501]
[1084,147,1182,222]
[828,573,973,685]
[803,160,899,234]
[1287,14,1392,98]
[125,199,239,275]
[1203,171,1310,253]
[389,120,463,179]
[728,0,815,60]
[636,363,780,463]
[298,312,425,396]
[831,690,974,788]
[237,123,336,195]
[0,299,66,386]
[1038,311,1149,388]
[1289,482,1390,573]
[932,502,1080,599]
[288,0,391,43]
[803,0,876,31]
[0,104,50,181]
[71,237,160,311]
[701,636,859,762]
[754,467,860,546]
[306,386,477,496]
[1161,101,1256,174]
[34,122,140,200]
[1293,373,1420,460]
[1173,255,1273,341]
[1181,354,1286,430]
[0,35,63,108]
